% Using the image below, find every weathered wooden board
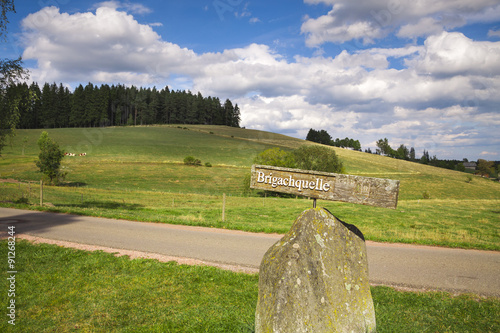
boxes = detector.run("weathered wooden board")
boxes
[250,165,400,209]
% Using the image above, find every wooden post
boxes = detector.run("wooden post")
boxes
[40,180,43,206]
[222,193,226,222]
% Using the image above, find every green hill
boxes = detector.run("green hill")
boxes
[1,125,499,250]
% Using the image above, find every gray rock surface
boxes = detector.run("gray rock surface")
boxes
[255,208,376,333]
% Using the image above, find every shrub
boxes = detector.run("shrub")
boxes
[292,145,344,174]
[422,191,430,199]
[254,147,296,168]
[14,197,29,204]
[205,162,212,167]
[184,156,202,166]
[253,145,344,174]
[184,156,195,164]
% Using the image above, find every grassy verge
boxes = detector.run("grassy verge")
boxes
[0,240,498,332]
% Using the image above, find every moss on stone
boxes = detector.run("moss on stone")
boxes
[255,208,376,333]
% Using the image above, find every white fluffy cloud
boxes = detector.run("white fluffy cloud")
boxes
[407,32,500,76]
[301,0,500,44]
[20,3,500,159]
[22,6,198,84]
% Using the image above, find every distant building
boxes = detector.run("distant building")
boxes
[463,162,477,170]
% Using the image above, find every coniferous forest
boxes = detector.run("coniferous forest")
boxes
[1,82,241,129]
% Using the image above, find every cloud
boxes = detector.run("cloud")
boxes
[480,151,499,156]
[21,6,197,85]
[301,0,500,45]
[406,32,500,76]
[19,4,500,159]
[488,29,500,37]
[94,1,152,15]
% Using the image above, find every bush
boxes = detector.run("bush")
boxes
[254,147,296,168]
[184,156,195,164]
[184,156,202,166]
[253,145,344,174]
[14,197,29,204]
[292,145,344,174]
[205,162,212,167]
[422,191,430,199]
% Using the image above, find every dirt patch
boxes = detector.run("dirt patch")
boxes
[0,178,22,183]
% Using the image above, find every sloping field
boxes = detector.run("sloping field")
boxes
[1,125,499,250]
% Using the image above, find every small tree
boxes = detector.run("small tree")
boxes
[476,159,494,177]
[376,138,394,157]
[35,131,65,184]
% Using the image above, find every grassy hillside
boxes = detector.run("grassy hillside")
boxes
[1,125,499,250]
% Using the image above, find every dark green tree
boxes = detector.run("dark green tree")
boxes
[410,147,416,161]
[396,144,409,160]
[306,128,332,145]
[223,98,234,126]
[232,103,241,127]
[35,131,65,184]
[70,84,85,127]
[420,150,430,164]
[376,138,395,157]
[0,0,29,155]
[476,159,494,177]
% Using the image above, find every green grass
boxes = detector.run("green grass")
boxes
[1,125,499,250]
[0,240,498,332]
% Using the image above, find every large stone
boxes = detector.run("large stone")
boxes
[255,208,376,333]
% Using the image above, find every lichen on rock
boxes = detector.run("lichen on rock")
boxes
[255,208,376,333]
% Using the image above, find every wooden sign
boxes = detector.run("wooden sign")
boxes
[250,165,400,209]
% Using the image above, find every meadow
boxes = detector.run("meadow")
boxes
[0,240,498,332]
[1,125,499,332]
[0,125,499,250]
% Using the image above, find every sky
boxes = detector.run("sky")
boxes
[2,0,500,161]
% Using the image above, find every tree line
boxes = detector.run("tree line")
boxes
[1,82,241,129]
[376,137,500,176]
[306,128,361,150]
[306,129,499,176]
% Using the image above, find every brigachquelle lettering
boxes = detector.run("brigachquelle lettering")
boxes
[257,171,331,192]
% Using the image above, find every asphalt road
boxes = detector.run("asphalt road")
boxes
[1,207,498,297]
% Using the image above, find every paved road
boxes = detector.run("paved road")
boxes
[1,208,499,297]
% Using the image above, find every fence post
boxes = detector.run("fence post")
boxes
[40,179,43,206]
[222,193,226,222]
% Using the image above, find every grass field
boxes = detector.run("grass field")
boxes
[0,240,498,332]
[0,125,499,250]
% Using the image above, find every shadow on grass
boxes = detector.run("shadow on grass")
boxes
[56,200,144,210]
[61,182,88,187]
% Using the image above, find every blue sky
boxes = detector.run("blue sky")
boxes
[2,0,500,161]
